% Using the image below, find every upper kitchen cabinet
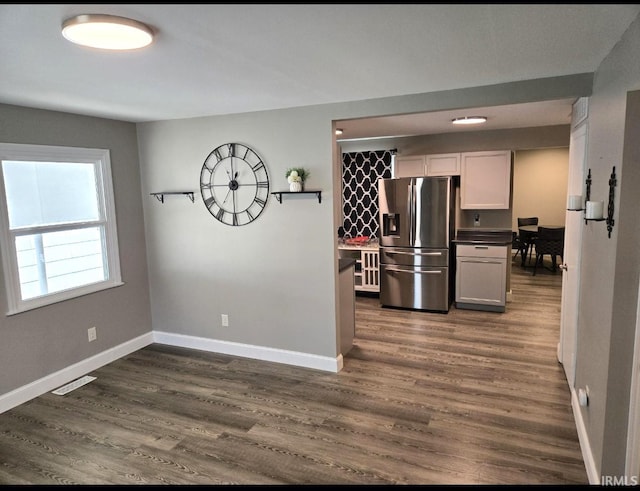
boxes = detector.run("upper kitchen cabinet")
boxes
[394,155,425,177]
[426,153,461,176]
[460,150,512,209]
[394,153,461,177]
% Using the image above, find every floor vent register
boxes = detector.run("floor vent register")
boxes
[52,375,97,395]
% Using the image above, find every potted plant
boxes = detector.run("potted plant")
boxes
[286,167,310,192]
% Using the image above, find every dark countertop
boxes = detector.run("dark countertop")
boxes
[339,257,357,272]
[453,228,513,246]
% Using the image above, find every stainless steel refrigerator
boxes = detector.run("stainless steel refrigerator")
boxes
[378,176,455,312]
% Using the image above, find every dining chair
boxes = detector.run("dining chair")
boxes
[517,217,539,265]
[517,217,539,227]
[512,231,525,261]
[532,226,565,275]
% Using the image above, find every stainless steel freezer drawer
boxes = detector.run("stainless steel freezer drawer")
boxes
[380,264,450,312]
[379,247,449,267]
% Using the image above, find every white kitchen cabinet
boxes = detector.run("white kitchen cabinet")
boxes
[394,153,461,177]
[338,244,379,293]
[455,244,507,312]
[460,150,512,209]
[393,155,425,178]
[426,153,461,176]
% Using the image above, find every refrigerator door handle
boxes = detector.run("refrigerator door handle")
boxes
[411,181,418,246]
[384,250,443,256]
[407,182,414,246]
[385,267,443,275]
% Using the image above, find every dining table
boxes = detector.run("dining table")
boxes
[517,224,564,268]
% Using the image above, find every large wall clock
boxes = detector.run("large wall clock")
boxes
[200,142,270,226]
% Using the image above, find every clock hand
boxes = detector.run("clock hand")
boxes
[222,187,232,204]
[232,172,238,212]
[233,184,237,213]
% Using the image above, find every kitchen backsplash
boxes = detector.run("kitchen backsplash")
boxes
[341,150,392,238]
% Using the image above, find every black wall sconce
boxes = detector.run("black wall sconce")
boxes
[583,167,616,238]
[606,166,616,238]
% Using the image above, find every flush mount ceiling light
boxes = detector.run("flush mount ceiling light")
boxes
[451,116,487,125]
[335,128,344,135]
[61,14,154,50]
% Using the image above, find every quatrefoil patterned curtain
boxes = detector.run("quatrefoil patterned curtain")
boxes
[341,150,392,239]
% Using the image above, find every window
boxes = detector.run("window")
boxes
[0,143,122,314]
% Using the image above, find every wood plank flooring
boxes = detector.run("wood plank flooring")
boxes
[0,260,588,484]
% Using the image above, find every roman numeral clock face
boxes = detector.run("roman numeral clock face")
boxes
[200,143,270,226]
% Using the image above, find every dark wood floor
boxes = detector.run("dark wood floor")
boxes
[0,258,587,484]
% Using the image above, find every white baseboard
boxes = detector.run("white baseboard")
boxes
[571,387,600,484]
[0,332,154,414]
[1,330,342,414]
[153,331,342,373]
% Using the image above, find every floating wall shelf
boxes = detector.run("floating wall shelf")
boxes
[150,191,195,203]
[271,190,322,204]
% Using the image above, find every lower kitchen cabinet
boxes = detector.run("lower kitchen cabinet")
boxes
[338,259,356,355]
[338,244,380,293]
[455,244,507,312]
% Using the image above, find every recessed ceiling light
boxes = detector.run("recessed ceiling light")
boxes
[452,116,487,125]
[62,14,154,50]
[335,128,344,135]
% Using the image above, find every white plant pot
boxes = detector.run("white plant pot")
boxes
[289,181,303,192]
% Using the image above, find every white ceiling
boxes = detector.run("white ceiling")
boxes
[335,99,578,140]
[1,4,639,138]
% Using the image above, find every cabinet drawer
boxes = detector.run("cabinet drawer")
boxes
[456,244,506,258]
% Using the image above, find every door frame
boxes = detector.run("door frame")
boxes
[558,112,588,387]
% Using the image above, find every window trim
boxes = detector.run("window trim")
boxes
[0,143,123,315]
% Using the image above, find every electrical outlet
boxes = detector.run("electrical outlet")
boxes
[88,326,97,342]
[221,314,229,327]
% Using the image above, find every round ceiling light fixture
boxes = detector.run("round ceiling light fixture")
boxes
[451,116,488,125]
[335,128,344,135]
[62,14,154,50]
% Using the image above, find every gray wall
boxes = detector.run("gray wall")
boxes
[575,13,640,477]
[606,89,640,475]
[0,104,152,394]
[136,109,339,357]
